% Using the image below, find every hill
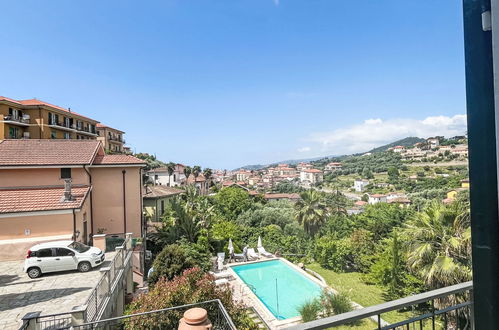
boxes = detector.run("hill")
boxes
[368,137,425,153]
[235,136,425,170]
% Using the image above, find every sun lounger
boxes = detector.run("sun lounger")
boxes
[247,248,259,260]
[215,278,229,286]
[257,246,273,258]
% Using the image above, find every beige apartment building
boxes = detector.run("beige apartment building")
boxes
[97,123,125,153]
[0,139,145,260]
[0,96,99,140]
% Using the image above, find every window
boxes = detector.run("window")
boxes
[61,168,72,179]
[160,200,165,215]
[68,241,90,253]
[51,130,57,139]
[64,132,70,139]
[8,127,19,139]
[36,249,53,258]
[56,248,74,257]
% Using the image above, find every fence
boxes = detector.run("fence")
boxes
[60,299,236,330]
[288,281,473,330]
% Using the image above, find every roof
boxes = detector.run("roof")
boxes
[354,200,368,206]
[187,173,206,183]
[93,154,145,165]
[143,185,183,199]
[264,193,300,199]
[370,194,386,198]
[387,197,411,204]
[0,96,99,123]
[0,186,90,213]
[96,123,125,133]
[0,140,101,166]
[302,169,322,173]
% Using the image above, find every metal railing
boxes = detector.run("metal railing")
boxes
[288,281,473,330]
[20,236,133,330]
[4,115,30,124]
[61,299,236,330]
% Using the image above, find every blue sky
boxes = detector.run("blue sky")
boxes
[0,1,466,169]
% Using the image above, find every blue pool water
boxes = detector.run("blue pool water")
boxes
[231,259,323,320]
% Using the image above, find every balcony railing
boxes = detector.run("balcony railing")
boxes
[288,281,473,330]
[3,115,30,124]
[66,299,235,330]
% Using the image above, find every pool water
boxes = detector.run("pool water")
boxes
[231,259,323,320]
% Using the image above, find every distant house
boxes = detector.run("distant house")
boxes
[264,193,301,202]
[324,162,342,173]
[299,169,324,187]
[390,146,406,153]
[368,194,387,205]
[147,164,186,187]
[143,186,183,223]
[461,179,470,188]
[187,173,210,195]
[296,162,313,171]
[236,170,251,182]
[354,200,368,207]
[387,197,411,207]
[427,137,440,148]
[353,179,369,192]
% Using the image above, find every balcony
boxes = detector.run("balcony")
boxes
[3,115,30,127]
[76,126,98,137]
[108,136,124,144]
[288,281,473,330]
[48,121,77,133]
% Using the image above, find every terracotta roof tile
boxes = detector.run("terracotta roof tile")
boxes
[143,185,183,198]
[96,123,124,133]
[0,140,101,166]
[0,186,90,213]
[17,98,98,123]
[92,154,145,165]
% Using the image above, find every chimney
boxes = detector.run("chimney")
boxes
[63,179,74,201]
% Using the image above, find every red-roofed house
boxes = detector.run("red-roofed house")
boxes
[0,139,145,260]
[0,96,99,140]
[324,162,342,173]
[368,194,387,205]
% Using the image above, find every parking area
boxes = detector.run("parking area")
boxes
[0,256,112,330]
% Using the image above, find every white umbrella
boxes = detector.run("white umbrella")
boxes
[228,238,234,254]
[257,236,263,248]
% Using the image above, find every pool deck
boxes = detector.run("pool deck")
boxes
[224,257,389,329]
[226,257,327,329]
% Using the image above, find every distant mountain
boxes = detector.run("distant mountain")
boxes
[235,136,425,170]
[368,137,425,153]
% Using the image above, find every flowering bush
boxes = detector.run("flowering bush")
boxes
[126,267,255,329]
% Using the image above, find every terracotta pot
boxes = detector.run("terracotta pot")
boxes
[178,307,213,330]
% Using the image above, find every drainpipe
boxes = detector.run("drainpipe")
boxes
[72,209,76,241]
[84,165,94,241]
[122,169,127,234]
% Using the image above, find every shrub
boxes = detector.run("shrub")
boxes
[314,236,352,272]
[320,290,353,316]
[148,243,210,285]
[298,299,322,322]
[127,268,255,329]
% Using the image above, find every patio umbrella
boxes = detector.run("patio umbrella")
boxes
[228,238,234,254]
[257,236,263,248]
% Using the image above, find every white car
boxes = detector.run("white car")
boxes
[24,240,105,279]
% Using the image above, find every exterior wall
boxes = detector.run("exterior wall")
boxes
[97,127,124,152]
[91,166,142,238]
[0,212,73,239]
[143,196,170,222]
[0,102,98,140]
[0,168,89,188]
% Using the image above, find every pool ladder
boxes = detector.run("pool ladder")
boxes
[247,284,257,294]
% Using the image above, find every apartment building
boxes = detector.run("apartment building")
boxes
[0,139,145,260]
[147,164,186,187]
[97,123,125,152]
[299,169,324,187]
[0,96,99,140]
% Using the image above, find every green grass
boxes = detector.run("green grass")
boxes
[306,263,413,325]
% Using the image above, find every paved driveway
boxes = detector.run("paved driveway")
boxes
[0,260,105,330]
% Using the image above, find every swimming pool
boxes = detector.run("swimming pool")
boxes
[231,259,323,320]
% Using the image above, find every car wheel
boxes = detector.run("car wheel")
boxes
[27,267,41,279]
[78,261,91,272]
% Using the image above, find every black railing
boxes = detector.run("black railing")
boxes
[63,299,236,330]
[288,281,473,330]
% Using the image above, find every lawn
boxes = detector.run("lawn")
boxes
[306,263,414,325]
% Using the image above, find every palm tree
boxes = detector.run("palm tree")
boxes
[166,162,176,187]
[203,168,213,181]
[183,166,192,184]
[400,201,471,290]
[294,190,328,237]
[192,165,202,179]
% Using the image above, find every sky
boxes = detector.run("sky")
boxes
[0,1,466,169]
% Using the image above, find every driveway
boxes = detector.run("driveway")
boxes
[0,259,106,329]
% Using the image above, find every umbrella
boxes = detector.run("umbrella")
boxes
[228,238,234,254]
[257,236,263,248]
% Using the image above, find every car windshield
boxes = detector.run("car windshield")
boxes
[68,242,91,253]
